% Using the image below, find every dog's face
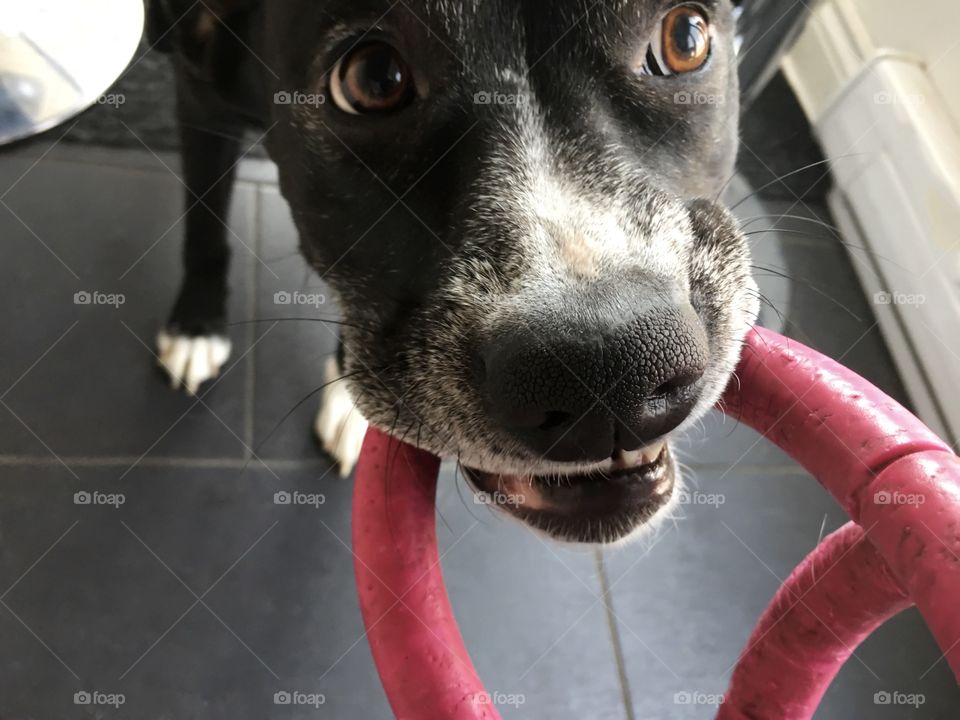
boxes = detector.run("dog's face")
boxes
[258,0,758,543]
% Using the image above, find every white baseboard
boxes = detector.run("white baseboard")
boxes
[782,3,960,447]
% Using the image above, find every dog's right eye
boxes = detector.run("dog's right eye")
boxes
[329,42,415,115]
[640,4,712,76]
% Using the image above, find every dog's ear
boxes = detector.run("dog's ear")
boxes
[145,1,258,87]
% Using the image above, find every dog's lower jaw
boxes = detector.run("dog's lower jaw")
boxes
[315,356,369,477]
[465,441,679,545]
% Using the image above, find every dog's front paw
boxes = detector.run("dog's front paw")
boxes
[157,330,232,395]
[315,357,368,477]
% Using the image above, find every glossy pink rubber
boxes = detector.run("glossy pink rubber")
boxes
[353,326,960,719]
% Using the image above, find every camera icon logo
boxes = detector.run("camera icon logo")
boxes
[74,491,92,505]
[74,291,92,305]
[274,491,292,505]
[274,91,293,105]
[473,91,492,105]
[874,291,892,305]
[274,691,292,705]
[874,691,892,705]
[74,691,92,705]
[274,291,292,305]
[674,91,692,105]
[874,490,892,505]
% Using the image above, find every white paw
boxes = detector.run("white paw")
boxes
[315,356,368,477]
[157,330,232,396]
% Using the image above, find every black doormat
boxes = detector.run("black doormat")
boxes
[69,46,179,151]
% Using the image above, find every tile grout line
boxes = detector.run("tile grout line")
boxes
[594,549,636,720]
[242,184,262,461]
[0,455,329,470]
[0,451,802,474]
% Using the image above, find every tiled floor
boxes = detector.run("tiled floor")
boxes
[0,131,957,720]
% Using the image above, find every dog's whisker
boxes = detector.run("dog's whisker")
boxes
[744,287,787,326]
[453,457,487,524]
[739,213,842,237]
[228,317,379,333]
[743,223,904,270]
[261,367,375,455]
[749,265,863,321]
[728,153,870,211]
[742,228,840,242]
[226,366,375,485]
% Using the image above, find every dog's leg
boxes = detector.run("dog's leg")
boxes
[315,346,368,477]
[158,86,241,395]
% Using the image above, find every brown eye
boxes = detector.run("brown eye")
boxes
[642,5,711,76]
[329,42,414,115]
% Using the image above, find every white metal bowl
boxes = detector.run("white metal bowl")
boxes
[0,0,144,145]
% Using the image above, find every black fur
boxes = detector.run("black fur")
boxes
[151,1,758,543]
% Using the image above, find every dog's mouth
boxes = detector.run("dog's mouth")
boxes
[464,442,675,544]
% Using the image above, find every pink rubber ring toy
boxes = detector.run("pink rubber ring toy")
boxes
[352,326,960,719]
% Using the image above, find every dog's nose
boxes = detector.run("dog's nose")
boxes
[483,301,709,463]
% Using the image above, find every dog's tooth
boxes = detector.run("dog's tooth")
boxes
[640,442,666,465]
[613,449,641,470]
[611,443,665,470]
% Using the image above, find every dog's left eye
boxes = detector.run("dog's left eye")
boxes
[641,5,711,76]
[329,42,415,115]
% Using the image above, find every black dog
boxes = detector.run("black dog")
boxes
[147,0,758,544]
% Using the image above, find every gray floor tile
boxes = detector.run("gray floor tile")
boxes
[253,186,341,461]
[435,465,627,720]
[0,153,256,460]
[0,462,390,720]
[0,460,629,720]
[603,467,960,720]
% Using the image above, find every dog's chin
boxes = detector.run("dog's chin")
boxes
[464,442,676,545]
